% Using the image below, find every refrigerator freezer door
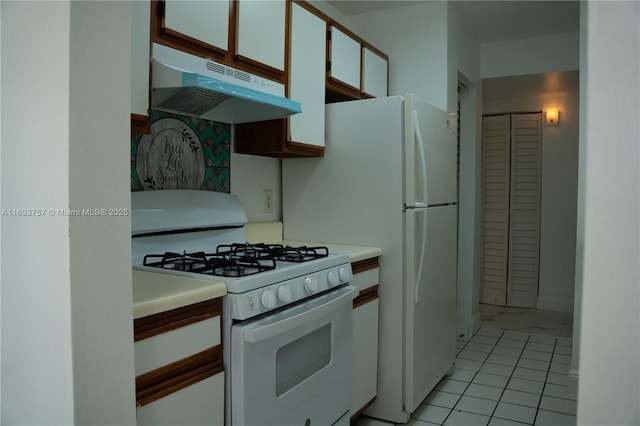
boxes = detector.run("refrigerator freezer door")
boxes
[404,205,457,413]
[404,95,458,207]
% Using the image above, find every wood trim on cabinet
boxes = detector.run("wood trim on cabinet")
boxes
[361,46,390,99]
[325,18,389,103]
[234,119,325,157]
[350,396,377,425]
[131,113,151,135]
[353,284,379,309]
[326,23,361,101]
[161,27,229,60]
[134,298,222,342]
[151,0,228,61]
[151,0,286,84]
[351,257,379,275]
[234,55,284,81]
[136,345,224,407]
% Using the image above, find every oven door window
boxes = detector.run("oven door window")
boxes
[276,323,331,396]
[230,286,355,426]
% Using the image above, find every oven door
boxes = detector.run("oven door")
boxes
[230,285,357,426]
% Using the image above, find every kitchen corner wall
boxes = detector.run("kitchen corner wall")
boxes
[230,147,282,223]
[131,111,282,223]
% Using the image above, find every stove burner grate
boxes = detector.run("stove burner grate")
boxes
[142,243,330,277]
[201,256,277,277]
[215,243,284,260]
[277,246,329,262]
[143,251,225,272]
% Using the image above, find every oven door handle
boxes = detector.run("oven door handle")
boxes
[243,286,357,343]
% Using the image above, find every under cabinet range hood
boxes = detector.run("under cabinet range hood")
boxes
[151,43,302,124]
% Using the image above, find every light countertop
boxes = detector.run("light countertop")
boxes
[246,221,382,262]
[283,240,381,263]
[132,269,226,319]
[133,222,381,319]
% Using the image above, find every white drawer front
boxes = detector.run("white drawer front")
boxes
[137,372,225,426]
[351,267,379,292]
[135,316,220,376]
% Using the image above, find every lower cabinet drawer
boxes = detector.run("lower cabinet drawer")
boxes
[137,372,225,426]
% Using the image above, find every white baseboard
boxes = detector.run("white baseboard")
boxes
[469,312,482,336]
[536,296,574,313]
[457,312,482,340]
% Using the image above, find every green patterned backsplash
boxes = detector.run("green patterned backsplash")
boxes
[131,110,231,193]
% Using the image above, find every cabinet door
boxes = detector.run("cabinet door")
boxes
[137,372,225,426]
[131,0,150,132]
[289,2,326,148]
[352,299,379,415]
[363,47,388,98]
[236,0,286,74]
[329,26,361,91]
[163,0,229,55]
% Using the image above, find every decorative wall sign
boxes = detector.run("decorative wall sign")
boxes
[131,111,231,193]
[137,118,205,190]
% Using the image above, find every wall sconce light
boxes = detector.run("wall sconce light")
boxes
[546,108,560,126]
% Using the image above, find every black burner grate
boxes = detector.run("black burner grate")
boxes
[142,243,329,277]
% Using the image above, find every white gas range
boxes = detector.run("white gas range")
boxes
[132,190,356,426]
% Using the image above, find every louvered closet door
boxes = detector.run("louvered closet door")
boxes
[507,113,542,308]
[480,115,511,306]
[480,113,542,308]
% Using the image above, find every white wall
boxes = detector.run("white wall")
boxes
[1,1,136,424]
[230,0,350,225]
[68,2,136,424]
[0,1,3,414]
[1,2,75,422]
[230,150,282,223]
[447,3,483,338]
[577,2,640,424]
[350,2,449,110]
[481,32,580,79]
[483,82,579,313]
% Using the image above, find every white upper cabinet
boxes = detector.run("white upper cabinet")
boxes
[163,0,230,53]
[363,47,388,98]
[329,25,361,91]
[236,0,286,73]
[131,0,150,117]
[289,2,326,148]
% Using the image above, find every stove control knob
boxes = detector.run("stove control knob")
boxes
[339,266,353,283]
[261,289,277,309]
[328,270,340,287]
[278,284,293,302]
[304,277,319,294]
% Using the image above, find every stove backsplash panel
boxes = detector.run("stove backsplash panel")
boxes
[131,110,230,193]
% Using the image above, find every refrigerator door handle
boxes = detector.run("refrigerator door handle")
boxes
[413,110,429,302]
[413,110,429,205]
[415,209,428,303]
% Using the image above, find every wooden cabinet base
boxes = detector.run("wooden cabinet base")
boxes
[350,396,377,425]
[137,372,225,426]
[136,345,223,407]
[131,113,151,135]
[235,119,324,158]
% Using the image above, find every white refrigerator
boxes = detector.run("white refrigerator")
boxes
[282,94,458,423]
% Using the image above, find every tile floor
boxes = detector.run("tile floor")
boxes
[358,327,576,426]
[479,304,574,338]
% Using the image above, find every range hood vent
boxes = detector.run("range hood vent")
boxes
[151,43,302,124]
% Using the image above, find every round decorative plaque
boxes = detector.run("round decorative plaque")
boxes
[136,118,205,190]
